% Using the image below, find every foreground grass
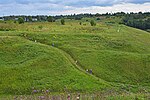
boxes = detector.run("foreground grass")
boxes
[0,92,150,100]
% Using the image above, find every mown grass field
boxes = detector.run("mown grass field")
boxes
[0,18,150,99]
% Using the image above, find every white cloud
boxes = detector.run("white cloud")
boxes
[0,1,150,16]
[58,3,150,15]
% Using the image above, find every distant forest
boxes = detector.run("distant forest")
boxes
[0,12,150,31]
[121,12,150,30]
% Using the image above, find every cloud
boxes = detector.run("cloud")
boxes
[62,0,150,7]
[0,0,13,4]
[0,0,149,16]
[0,0,149,5]
[0,3,73,16]
[61,3,150,15]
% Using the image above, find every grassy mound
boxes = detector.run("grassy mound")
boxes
[0,20,150,96]
[0,36,109,95]
[19,24,150,87]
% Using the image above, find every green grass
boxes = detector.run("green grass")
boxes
[0,18,150,98]
[0,36,109,95]
[18,25,150,85]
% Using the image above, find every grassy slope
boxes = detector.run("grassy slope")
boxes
[18,23,150,86]
[0,19,150,95]
[0,36,109,95]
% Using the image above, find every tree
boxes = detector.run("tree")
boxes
[61,19,65,25]
[18,17,24,24]
[75,16,82,20]
[90,20,96,26]
[28,16,32,22]
[96,18,101,20]
[144,18,150,29]
[47,16,53,22]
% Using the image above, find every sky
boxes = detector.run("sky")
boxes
[0,0,150,16]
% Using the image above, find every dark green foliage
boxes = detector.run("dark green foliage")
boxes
[47,16,54,22]
[96,18,101,20]
[14,20,17,23]
[135,96,139,100]
[122,13,150,30]
[79,22,82,25]
[113,12,126,17]
[90,20,96,26]
[28,16,32,22]
[38,25,43,30]
[75,16,82,20]
[18,17,24,24]
[145,18,150,29]
[61,19,65,25]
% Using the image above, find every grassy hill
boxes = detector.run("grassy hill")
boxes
[0,36,110,95]
[0,19,150,98]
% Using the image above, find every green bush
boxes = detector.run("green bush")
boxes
[38,25,43,30]
[90,20,96,26]
[61,19,65,25]
[18,17,24,24]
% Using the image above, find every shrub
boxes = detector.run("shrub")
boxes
[47,16,53,22]
[38,25,43,30]
[79,22,82,25]
[61,19,65,25]
[97,18,101,20]
[18,17,24,24]
[90,20,96,26]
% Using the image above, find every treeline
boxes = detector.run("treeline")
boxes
[0,15,51,22]
[0,13,102,22]
[1,12,150,22]
[0,12,135,22]
[0,12,150,30]
[121,12,150,30]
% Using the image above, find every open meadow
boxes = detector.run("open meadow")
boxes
[0,17,150,99]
